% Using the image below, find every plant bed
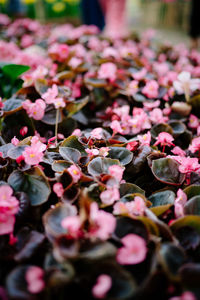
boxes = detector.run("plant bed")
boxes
[0,14,200,300]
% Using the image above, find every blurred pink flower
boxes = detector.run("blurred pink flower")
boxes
[20,126,28,137]
[189,137,200,154]
[23,136,46,165]
[113,196,145,216]
[89,202,116,240]
[127,80,139,96]
[171,146,186,157]
[61,215,81,238]
[98,62,117,82]
[100,187,120,205]
[170,291,196,300]
[22,99,46,120]
[108,165,124,182]
[67,165,82,183]
[53,182,64,197]
[42,84,58,105]
[91,128,103,140]
[110,120,123,135]
[92,274,112,299]
[174,189,187,219]
[11,136,19,146]
[117,234,147,265]
[142,80,159,98]
[48,43,69,62]
[188,114,199,129]
[86,148,99,157]
[137,131,151,146]
[25,266,45,294]
[178,157,200,174]
[154,132,174,150]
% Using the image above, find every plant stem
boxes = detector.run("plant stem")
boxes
[55,108,59,145]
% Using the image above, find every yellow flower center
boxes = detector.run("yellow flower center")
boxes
[30,154,35,158]
[73,170,78,175]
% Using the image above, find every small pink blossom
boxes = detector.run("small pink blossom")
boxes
[71,129,82,137]
[100,187,120,205]
[0,97,4,109]
[92,274,112,299]
[188,114,199,129]
[54,97,65,109]
[126,141,138,151]
[127,80,139,96]
[22,99,46,120]
[110,120,123,135]
[116,234,147,265]
[173,71,200,101]
[113,196,145,216]
[189,137,200,154]
[89,202,116,240]
[23,137,46,166]
[170,291,196,300]
[91,128,103,139]
[25,266,45,294]
[171,146,186,157]
[20,126,28,137]
[108,165,124,182]
[99,147,110,157]
[154,132,175,150]
[67,165,81,183]
[98,63,117,82]
[11,136,19,146]
[48,43,69,62]
[86,148,99,157]
[42,84,58,105]
[178,157,200,174]
[53,182,64,197]
[174,189,187,219]
[142,80,159,99]
[149,108,168,124]
[143,100,160,111]
[61,215,81,238]
[68,57,82,69]
[132,68,147,81]
[137,131,151,146]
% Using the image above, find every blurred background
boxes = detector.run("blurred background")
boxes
[0,0,191,44]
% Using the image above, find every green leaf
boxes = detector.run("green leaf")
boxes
[108,147,133,166]
[60,135,85,153]
[2,64,30,81]
[66,96,89,118]
[184,196,200,215]
[170,216,200,234]
[3,98,23,113]
[151,123,173,139]
[59,147,81,164]
[183,185,200,199]
[88,157,120,177]
[42,105,62,125]
[119,183,145,197]
[152,158,185,186]
[8,167,51,206]
[149,190,175,207]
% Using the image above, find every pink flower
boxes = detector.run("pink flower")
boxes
[71,129,82,137]
[54,97,65,109]
[142,80,159,99]
[42,84,58,105]
[11,136,19,146]
[178,157,200,174]
[92,274,112,299]
[149,108,168,124]
[171,146,186,157]
[108,165,124,182]
[23,136,46,166]
[127,80,139,96]
[98,63,117,82]
[68,57,82,69]
[91,128,103,140]
[132,68,147,81]
[48,43,69,62]
[20,126,28,136]
[189,137,200,154]
[143,100,160,111]
[0,97,4,109]
[126,141,138,151]
[170,291,196,300]
[137,131,151,146]
[174,189,187,219]
[154,132,175,150]
[116,234,147,265]
[99,147,110,157]
[100,187,120,205]
[188,114,199,129]
[67,165,81,183]
[113,196,145,216]
[89,202,116,240]
[22,99,46,120]
[86,148,99,157]
[25,266,45,294]
[0,185,19,235]
[110,120,123,135]
[53,182,64,197]
[61,215,81,238]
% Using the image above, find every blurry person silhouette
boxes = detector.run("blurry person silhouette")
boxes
[101,0,128,39]
[7,0,25,17]
[189,0,200,49]
[80,0,105,31]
